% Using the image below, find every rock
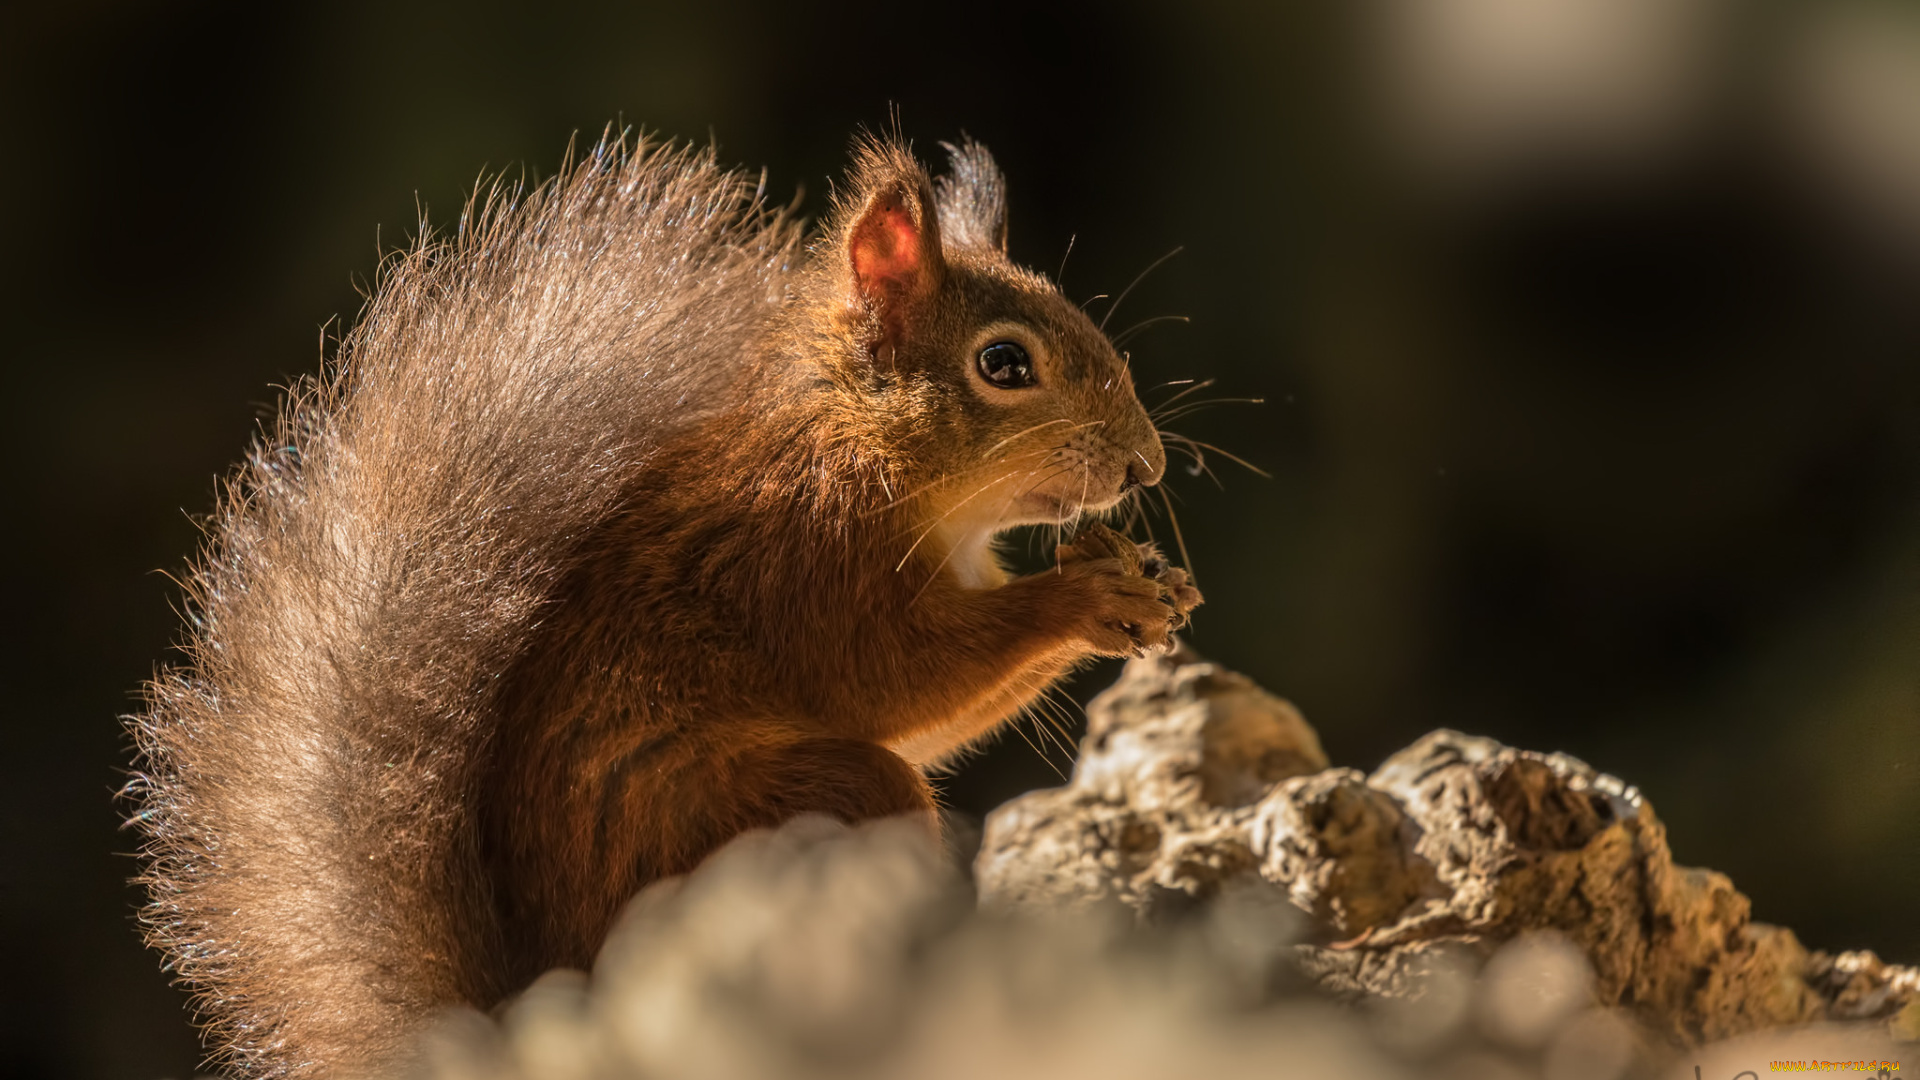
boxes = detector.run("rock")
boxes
[422,816,1906,1080]
[418,816,1425,1080]
[973,643,1325,918]
[975,646,1919,1048]
[412,652,1913,1080]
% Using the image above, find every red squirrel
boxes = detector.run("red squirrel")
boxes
[128,133,1201,1078]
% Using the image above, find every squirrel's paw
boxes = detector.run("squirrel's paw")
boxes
[1053,523,1204,656]
[1052,556,1177,656]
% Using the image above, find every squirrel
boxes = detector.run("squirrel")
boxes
[126,132,1202,1079]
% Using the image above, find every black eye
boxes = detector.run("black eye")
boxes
[976,341,1037,389]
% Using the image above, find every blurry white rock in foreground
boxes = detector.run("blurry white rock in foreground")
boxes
[420,817,1413,1080]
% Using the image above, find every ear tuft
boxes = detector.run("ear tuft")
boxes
[934,138,1008,252]
[836,137,944,352]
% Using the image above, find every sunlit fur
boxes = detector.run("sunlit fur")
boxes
[127,132,1175,1078]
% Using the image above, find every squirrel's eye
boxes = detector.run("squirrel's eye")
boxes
[976,341,1037,389]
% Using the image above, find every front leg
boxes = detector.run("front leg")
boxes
[884,645,1081,768]
[889,526,1206,766]
[834,527,1203,750]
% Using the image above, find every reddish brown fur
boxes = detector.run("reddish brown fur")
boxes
[129,132,1181,1078]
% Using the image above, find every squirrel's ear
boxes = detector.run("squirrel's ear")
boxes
[934,138,1008,253]
[843,151,944,354]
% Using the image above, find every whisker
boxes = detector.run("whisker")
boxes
[1151,396,1266,425]
[1056,233,1077,285]
[1111,314,1191,348]
[985,420,1104,465]
[1022,694,1069,763]
[1156,484,1195,583]
[1148,377,1217,414]
[1004,708,1054,769]
[1160,432,1272,478]
[867,433,1082,521]
[1013,679,1071,755]
[1164,441,1224,488]
[990,459,1085,572]
[1031,692,1078,761]
[1027,720,1069,778]
[1100,246,1184,333]
[983,418,1076,460]
[908,483,1024,606]
[1075,461,1092,537]
[1044,688,1085,747]
[1012,455,1084,562]
[1014,461,1079,501]
[859,469,960,517]
[1135,487,1163,520]
[893,468,1026,571]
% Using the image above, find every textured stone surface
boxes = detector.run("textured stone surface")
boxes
[418,817,1905,1080]
[408,652,1913,1080]
[976,646,1919,1048]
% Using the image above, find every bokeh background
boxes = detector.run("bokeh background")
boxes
[3,2,1916,1077]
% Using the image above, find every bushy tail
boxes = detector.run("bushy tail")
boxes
[126,136,803,1078]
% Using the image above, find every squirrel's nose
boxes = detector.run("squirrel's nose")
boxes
[1124,434,1167,490]
[1123,457,1159,491]
[1123,438,1167,491]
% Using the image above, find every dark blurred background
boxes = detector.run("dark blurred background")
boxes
[3,1,1916,1076]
